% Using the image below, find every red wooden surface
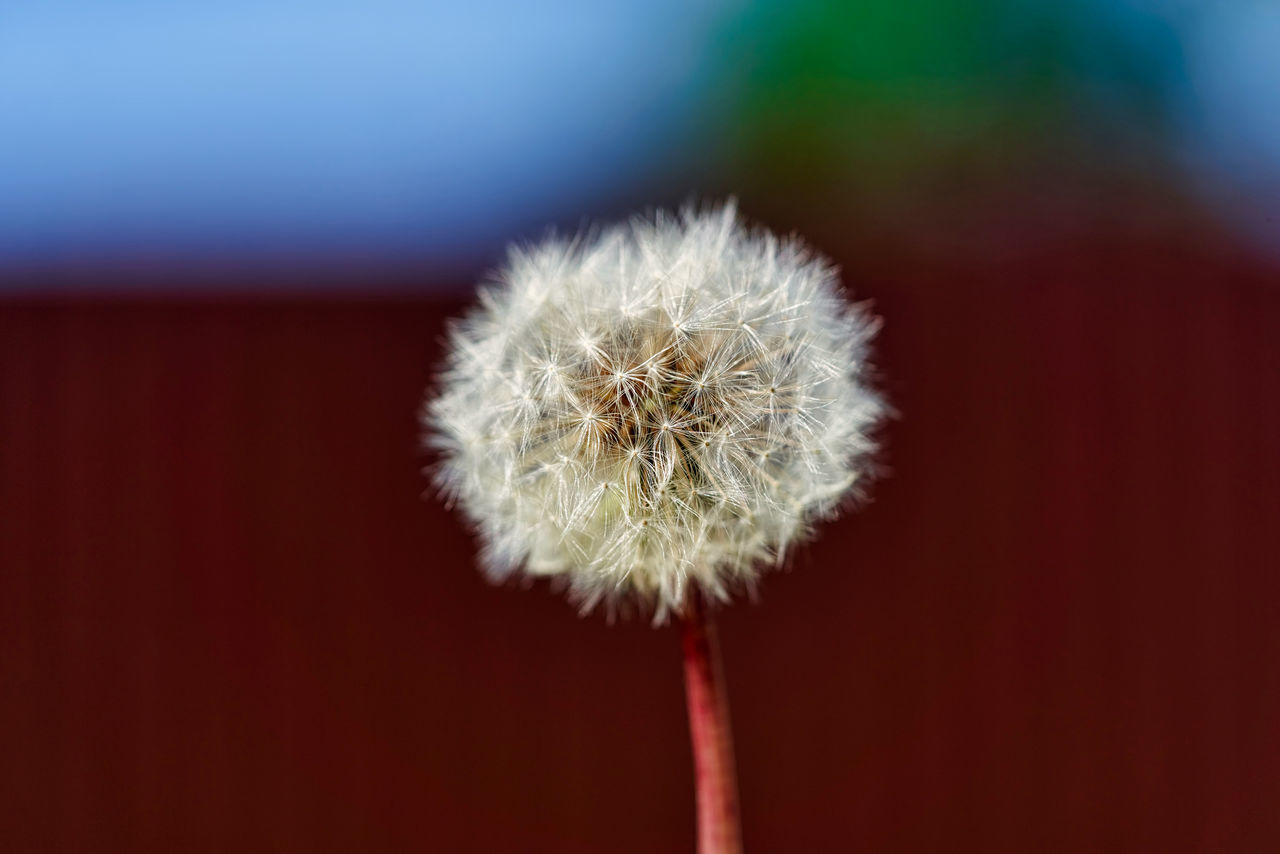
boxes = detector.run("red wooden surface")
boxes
[2,233,1279,851]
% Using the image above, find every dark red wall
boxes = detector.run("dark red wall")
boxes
[3,231,1279,851]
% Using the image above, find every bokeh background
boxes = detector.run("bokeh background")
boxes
[3,1,1279,851]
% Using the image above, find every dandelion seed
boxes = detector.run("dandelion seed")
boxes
[423,200,885,621]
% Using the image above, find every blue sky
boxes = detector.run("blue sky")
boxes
[0,1,726,270]
[2,1,1276,277]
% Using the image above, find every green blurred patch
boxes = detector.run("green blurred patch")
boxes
[709,0,1183,200]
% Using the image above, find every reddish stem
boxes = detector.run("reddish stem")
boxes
[680,592,743,854]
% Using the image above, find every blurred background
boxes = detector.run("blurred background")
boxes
[3,1,1279,851]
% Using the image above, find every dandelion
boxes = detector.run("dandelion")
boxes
[423,200,886,852]
[426,201,884,618]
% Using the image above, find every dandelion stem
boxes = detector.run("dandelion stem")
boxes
[680,591,742,854]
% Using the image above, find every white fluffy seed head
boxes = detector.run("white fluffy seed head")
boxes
[424,201,886,622]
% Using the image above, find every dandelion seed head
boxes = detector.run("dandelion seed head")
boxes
[425,201,886,621]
